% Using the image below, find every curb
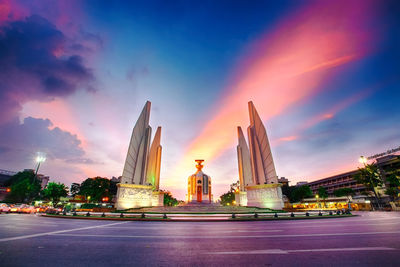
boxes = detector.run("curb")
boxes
[40,214,356,222]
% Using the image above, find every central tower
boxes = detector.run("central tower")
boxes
[187,160,213,203]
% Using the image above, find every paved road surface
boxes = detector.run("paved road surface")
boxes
[0,212,399,266]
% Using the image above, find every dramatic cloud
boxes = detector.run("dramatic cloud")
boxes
[167,0,378,185]
[0,14,94,124]
[0,117,85,165]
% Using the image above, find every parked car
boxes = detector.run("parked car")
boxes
[21,205,36,214]
[0,203,10,213]
[9,204,22,213]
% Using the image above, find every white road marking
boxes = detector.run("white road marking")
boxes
[0,221,129,242]
[276,216,400,225]
[100,227,282,233]
[219,230,283,233]
[207,247,397,255]
[50,230,400,239]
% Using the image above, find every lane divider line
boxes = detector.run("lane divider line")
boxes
[0,221,129,242]
[49,230,400,239]
[207,247,398,255]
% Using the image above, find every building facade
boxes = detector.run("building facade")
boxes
[308,155,400,197]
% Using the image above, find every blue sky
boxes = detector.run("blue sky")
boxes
[0,0,399,199]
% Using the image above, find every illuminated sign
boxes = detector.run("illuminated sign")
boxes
[367,146,400,160]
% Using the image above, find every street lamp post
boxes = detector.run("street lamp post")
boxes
[34,154,46,183]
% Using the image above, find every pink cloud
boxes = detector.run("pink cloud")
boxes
[170,0,378,180]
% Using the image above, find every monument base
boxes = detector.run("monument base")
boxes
[152,191,165,207]
[115,184,153,210]
[234,191,247,206]
[245,184,284,210]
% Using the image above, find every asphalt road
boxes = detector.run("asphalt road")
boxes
[0,211,399,266]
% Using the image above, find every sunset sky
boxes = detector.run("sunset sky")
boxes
[0,0,399,200]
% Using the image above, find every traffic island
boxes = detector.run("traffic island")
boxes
[40,211,356,222]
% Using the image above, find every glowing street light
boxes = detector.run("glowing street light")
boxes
[35,153,46,176]
[359,156,367,165]
[36,155,46,164]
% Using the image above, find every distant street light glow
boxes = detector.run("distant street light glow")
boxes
[359,156,367,164]
[36,155,46,163]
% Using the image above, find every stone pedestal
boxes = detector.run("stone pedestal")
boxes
[245,184,284,210]
[152,191,165,207]
[234,191,247,206]
[115,184,153,210]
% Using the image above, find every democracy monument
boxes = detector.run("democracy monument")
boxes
[235,101,284,210]
[115,100,283,210]
[115,101,164,210]
[186,160,213,204]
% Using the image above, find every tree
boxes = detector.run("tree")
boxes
[354,163,383,209]
[318,186,329,199]
[78,177,111,202]
[163,191,178,206]
[220,191,235,206]
[70,183,80,196]
[333,188,354,200]
[384,168,400,201]
[230,180,240,192]
[317,186,329,208]
[109,180,118,196]
[385,187,399,202]
[290,185,313,202]
[5,171,41,203]
[42,182,68,206]
[384,165,400,199]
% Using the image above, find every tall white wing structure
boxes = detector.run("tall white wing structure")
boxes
[237,126,253,191]
[146,126,162,190]
[235,101,283,209]
[247,101,278,184]
[116,101,165,210]
[121,101,152,185]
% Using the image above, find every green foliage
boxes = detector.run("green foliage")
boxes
[354,162,384,208]
[5,171,41,203]
[78,177,111,202]
[333,188,354,198]
[385,187,399,201]
[318,186,329,199]
[70,183,80,196]
[81,203,99,209]
[41,182,68,206]
[109,180,118,196]
[163,191,178,206]
[354,163,383,190]
[290,185,313,202]
[281,184,290,198]
[384,167,400,201]
[220,191,235,206]
[230,181,240,192]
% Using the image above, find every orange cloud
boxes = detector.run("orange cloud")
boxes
[166,1,377,183]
